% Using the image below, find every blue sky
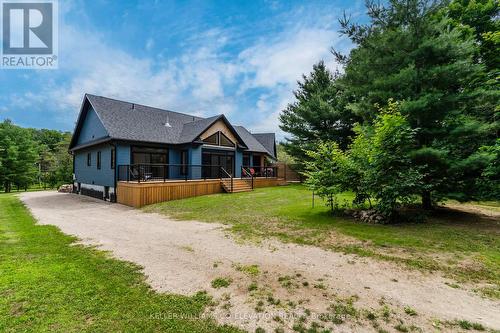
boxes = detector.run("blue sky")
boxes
[0,0,363,139]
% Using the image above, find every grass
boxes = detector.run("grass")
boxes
[234,264,260,277]
[211,277,232,289]
[145,184,500,296]
[0,194,241,332]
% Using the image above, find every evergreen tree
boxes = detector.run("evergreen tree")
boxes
[279,61,357,166]
[336,0,495,207]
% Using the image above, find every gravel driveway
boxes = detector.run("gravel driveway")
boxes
[21,191,500,332]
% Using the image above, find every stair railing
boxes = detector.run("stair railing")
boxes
[219,167,233,192]
[240,166,254,189]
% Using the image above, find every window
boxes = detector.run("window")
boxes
[97,151,101,170]
[220,132,234,147]
[180,150,188,175]
[202,131,235,147]
[202,132,219,145]
[242,154,250,167]
[87,153,91,166]
[111,149,115,169]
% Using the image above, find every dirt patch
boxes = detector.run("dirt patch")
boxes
[21,192,500,332]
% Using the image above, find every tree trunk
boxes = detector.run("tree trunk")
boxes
[422,191,432,210]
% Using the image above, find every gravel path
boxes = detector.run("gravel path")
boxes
[21,191,500,332]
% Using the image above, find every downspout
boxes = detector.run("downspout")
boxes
[71,150,75,192]
[111,143,117,202]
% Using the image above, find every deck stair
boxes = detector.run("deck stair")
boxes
[221,179,253,193]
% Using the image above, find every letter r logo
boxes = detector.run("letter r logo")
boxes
[2,2,53,54]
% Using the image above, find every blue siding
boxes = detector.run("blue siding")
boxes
[169,148,182,179]
[77,107,108,145]
[235,150,243,177]
[189,145,202,179]
[116,144,130,166]
[74,144,115,187]
[115,143,130,181]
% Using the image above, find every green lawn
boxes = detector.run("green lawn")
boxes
[0,194,241,333]
[145,184,500,298]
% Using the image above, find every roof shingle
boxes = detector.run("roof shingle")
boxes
[71,94,275,158]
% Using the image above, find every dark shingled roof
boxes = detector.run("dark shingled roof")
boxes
[70,94,275,158]
[233,126,270,155]
[253,133,276,158]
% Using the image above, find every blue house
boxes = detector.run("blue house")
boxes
[69,94,278,202]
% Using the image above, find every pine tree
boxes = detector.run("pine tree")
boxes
[336,0,496,207]
[279,61,357,166]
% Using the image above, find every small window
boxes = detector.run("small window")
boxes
[97,151,101,170]
[87,153,91,166]
[202,132,219,145]
[111,149,115,169]
[180,150,188,175]
[220,132,234,147]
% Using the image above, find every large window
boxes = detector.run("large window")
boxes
[180,150,188,175]
[97,151,101,169]
[202,131,235,148]
[131,146,168,164]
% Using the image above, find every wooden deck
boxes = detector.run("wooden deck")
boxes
[117,178,287,208]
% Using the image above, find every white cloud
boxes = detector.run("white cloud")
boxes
[10,2,349,137]
[239,28,339,89]
[236,26,345,139]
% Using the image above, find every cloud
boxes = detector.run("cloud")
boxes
[19,23,237,123]
[7,1,349,137]
[239,28,339,89]
[237,26,346,139]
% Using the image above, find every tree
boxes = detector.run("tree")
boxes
[351,101,423,218]
[304,142,355,212]
[304,101,424,219]
[336,0,495,207]
[279,61,357,166]
[0,120,38,192]
[445,0,499,72]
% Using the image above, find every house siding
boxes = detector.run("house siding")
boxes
[235,150,243,177]
[169,148,182,179]
[77,106,108,145]
[74,144,115,187]
[189,145,202,179]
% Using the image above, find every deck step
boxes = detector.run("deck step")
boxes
[221,179,253,193]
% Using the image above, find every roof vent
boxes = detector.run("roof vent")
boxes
[164,115,172,128]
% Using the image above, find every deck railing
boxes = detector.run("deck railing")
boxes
[241,166,278,178]
[117,164,279,183]
[241,166,254,189]
[117,164,224,182]
[219,167,233,192]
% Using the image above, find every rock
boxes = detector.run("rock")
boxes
[58,184,73,193]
